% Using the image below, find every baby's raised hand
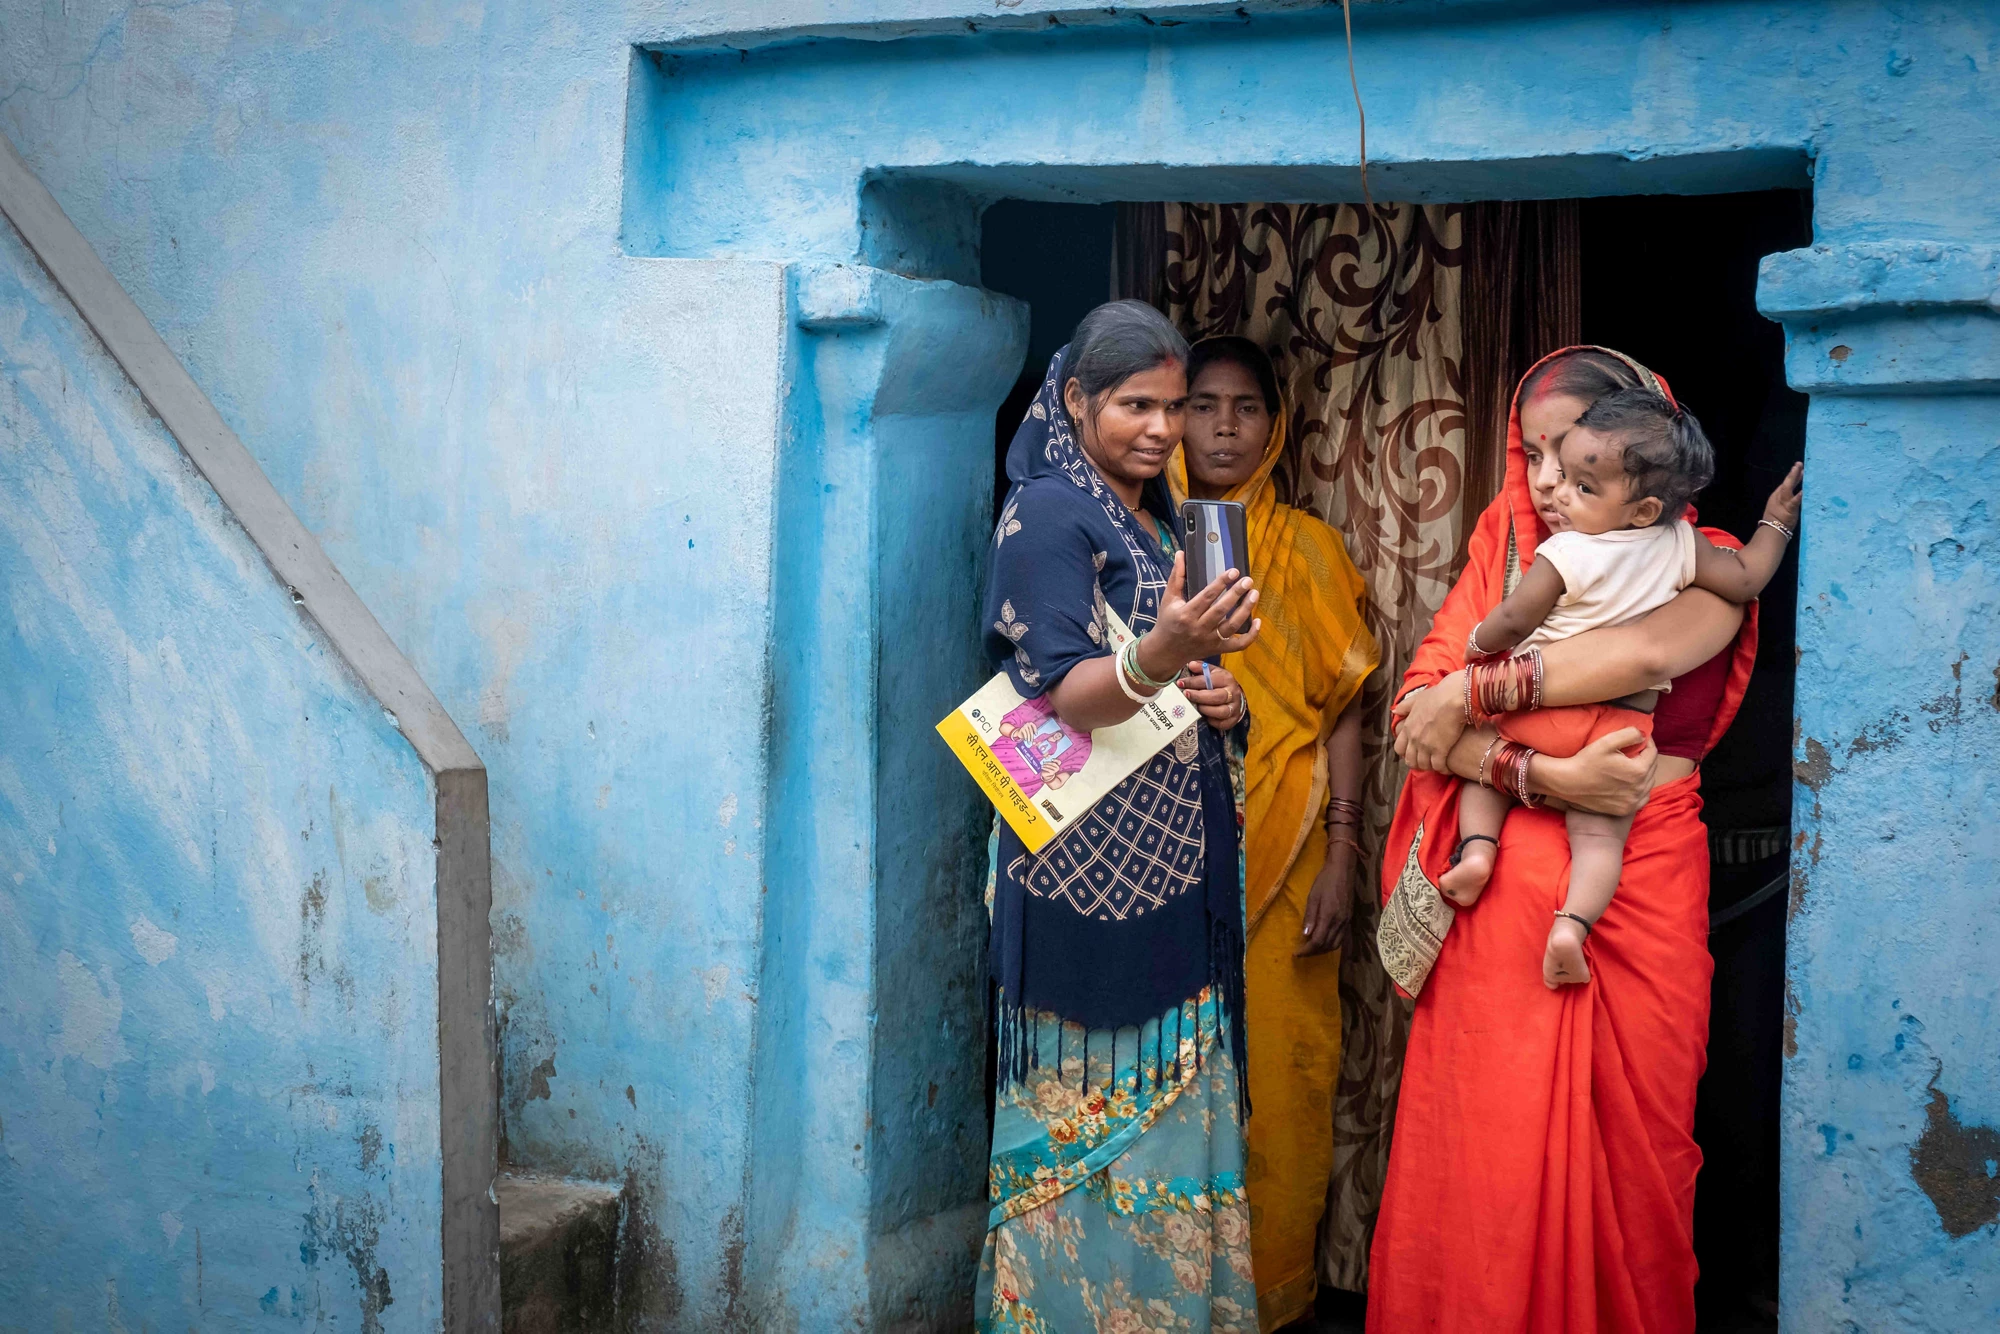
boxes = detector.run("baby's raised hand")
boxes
[1763,462,1803,532]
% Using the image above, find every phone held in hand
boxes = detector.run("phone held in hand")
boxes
[1181,499,1249,593]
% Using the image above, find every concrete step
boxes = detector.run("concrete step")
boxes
[498,1170,624,1333]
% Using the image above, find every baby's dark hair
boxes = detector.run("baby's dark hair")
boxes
[1572,388,1715,524]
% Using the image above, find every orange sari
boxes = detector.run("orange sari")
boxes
[1367,349,1757,1334]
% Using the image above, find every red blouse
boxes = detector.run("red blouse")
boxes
[1652,642,1735,760]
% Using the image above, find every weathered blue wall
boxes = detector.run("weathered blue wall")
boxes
[2,0,1995,1327]
[2,6,792,1324]
[0,216,443,1323]
[1760,239,2000,1329]
[1783,392,1999,1329]
[749,267,1023,1326]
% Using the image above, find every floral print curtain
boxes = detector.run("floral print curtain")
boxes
[1164,201,1466,1290]
[1159,201,1578,1288]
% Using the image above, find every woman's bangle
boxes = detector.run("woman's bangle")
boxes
[1517,744,1541,808]
[1122,638,1178,690]
[1757,517,1795,542]
[1115,642,1163,703]
[1466,649,1545,725]
[1490,739,1544,807]
[1325,797,1364,829]
[1476,736,1503,790]
[1327,829,1365,860]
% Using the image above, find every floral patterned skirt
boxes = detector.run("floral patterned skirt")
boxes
[977,987,1257,1333]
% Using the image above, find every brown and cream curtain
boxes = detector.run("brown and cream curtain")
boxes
[1148,199,1579,1289]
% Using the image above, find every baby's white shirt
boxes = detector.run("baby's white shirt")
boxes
[1518,521,1698,689]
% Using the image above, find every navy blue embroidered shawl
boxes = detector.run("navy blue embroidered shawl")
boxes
[983,347,1246,1090]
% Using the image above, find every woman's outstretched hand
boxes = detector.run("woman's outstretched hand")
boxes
[1393,670,1468,772]
[1134,551,1260,680]
[1535,727,1658,817]
[1178,663,1247,732]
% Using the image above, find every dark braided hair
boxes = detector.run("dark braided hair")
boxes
[1572,388,1715,525]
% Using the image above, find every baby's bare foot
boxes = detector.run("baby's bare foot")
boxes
[1439,836,1496,906]
[1543,916,1592,989]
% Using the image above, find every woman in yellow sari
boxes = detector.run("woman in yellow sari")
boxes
[1170,337,1379,1331]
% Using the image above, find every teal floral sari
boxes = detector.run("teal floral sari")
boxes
[974,343,1255,1331]
[974,988,1256,1333]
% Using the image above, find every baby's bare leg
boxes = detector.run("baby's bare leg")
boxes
[1542,807,1635,989]
[1440,782,1511,906]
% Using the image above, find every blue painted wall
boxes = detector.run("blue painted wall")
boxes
[0,218,443,1324]
[3,7,794,1323]
[2,0,1995,1327]
[750,268,1023,1326]
[1792,391,1999,1320]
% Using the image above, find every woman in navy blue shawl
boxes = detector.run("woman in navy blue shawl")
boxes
[976,302,1260,1332]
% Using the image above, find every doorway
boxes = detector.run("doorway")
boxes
[1582,188,1811,1332]
[975,188,1807,1333]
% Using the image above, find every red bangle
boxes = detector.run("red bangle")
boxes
[1490,739,1544,807]
[1466,649,1546,725]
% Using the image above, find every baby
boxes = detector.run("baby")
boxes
[1441,388,1804,988]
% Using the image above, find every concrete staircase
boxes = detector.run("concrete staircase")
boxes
[499,1172,626,1332]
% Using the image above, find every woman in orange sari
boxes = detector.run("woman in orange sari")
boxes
[1169,337,1379,1331]
[1367,348,1759,1333]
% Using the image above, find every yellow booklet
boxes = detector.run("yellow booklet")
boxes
[936,610,1201,853]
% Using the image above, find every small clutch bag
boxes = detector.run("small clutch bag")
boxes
[1376,822,1455,999]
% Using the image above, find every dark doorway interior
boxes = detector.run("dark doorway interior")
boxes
[974,189,1808,1334]
[1583,188,1811,1332]
[980,200,1118,521]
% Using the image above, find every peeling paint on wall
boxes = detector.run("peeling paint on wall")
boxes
[0,191,442,1323]
[1911,1068,2000,1239]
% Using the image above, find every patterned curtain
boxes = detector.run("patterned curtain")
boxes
[1459,202,1584,561]
[1160,201,1579,1289]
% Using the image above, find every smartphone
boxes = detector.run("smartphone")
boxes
[1180,499,1250,595]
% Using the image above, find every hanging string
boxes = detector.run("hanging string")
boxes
[1340,0,1375,215]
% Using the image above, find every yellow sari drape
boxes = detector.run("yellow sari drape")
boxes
[1171,400,1379,1331]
